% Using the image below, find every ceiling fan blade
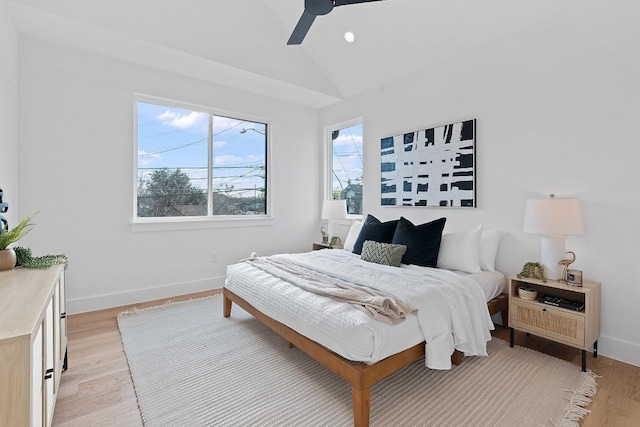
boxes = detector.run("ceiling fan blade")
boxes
[334,0,386,6]
[287,10,317,45]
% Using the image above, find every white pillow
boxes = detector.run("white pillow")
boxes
[436,224,482,273]
[479,229,502,272]
[343,220,363,252]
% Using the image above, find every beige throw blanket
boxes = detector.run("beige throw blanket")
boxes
[247,257,416,324]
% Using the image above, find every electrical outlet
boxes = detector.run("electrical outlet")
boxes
[211,252,219,263]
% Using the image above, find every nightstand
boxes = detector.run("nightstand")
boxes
[312,242,332,251]
[508,275,601,371]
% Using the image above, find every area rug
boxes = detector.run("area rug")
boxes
[118,295,597,427]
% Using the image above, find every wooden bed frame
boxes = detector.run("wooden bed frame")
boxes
[223,288,508,427]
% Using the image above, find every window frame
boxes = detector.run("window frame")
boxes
[132,93,273,232]
[324,118,364,219]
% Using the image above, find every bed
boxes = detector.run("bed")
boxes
[223,217,508,426]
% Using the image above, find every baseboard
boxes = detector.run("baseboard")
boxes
[491,313,639,367]
[67,275,226,314]
[597,335,640,368]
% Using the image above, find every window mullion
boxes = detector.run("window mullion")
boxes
[208,114,213,217]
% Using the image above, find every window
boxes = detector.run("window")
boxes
[326,120,363,215]
[135,97,268,220]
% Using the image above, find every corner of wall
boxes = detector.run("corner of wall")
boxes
[597,335,640,368]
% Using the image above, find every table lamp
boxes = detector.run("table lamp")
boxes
[321,200,347,245]
[523,195,584,280]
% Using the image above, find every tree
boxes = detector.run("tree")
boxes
[138,168,206,217]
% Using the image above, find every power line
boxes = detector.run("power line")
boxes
[139,137,207,155]
[138,164,264,170]
[138,119,265,156]
[332,128,362,189]
[347,126,363,164]
[138,127,193,140]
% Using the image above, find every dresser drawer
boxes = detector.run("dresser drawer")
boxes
[510,298,585,348]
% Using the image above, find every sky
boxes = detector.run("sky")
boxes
[137,100,362,203]
[332,123,363,197]
[137,101,266,198]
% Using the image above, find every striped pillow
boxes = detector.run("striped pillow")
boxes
[360,240,407,267]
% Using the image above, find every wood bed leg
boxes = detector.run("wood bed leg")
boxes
[451,349,463,366]
[352,385,370,427]
[223,294,232,318]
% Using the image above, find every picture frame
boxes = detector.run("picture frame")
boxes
[381,119,476,207]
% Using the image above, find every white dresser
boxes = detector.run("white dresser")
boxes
[0,265,67,426]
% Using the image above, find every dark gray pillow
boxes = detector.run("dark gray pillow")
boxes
[352,214,398,255]
[361,241,407,267]
[391,216,446,267]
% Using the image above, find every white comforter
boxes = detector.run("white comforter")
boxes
[226,250,494,369]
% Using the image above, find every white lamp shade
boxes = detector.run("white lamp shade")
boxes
[523,198,584,236]
[523,197,584,280]
[321,199,347,220]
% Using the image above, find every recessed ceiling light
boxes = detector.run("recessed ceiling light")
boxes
[344,31,355,43]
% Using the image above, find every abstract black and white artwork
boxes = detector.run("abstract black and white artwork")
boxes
[381,119,476,208]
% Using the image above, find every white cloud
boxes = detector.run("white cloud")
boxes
[212,116,242,134]
[137,150,161,166]
[214,155,243,165]
[333,134,363,147]
[246,154,263,162]
[213,140,228,148]
[158,109,208,130]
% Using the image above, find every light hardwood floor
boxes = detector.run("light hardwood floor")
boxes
[52,291,640,426]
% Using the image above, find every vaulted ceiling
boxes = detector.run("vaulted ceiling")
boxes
[6,0,635,108]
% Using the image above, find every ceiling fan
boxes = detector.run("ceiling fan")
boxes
[288,0,386,45]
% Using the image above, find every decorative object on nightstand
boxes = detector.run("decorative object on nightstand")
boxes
[523,194,584,281]
[566,269,583,287]
[320,226,328,243]
[321,199,347,245]
[558,250,576,283]
[517,261,546,283]
[329,236,343,249]
[517,286,537,300]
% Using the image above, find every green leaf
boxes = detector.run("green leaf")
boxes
[14,246,68,269]
[0,211,38,250]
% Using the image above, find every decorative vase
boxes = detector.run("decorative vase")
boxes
[0,249,17,271]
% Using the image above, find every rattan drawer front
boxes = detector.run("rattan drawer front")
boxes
[511,299,585,348]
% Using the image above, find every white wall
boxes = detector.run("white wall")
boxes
[12,4,639,368]
[17,37,321,313]
[0,1,18,222]
[321,16,640,366]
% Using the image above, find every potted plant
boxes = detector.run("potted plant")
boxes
[0,212,37,271]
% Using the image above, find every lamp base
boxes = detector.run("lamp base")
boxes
[540,235,566,281]
[327,219,339,245]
